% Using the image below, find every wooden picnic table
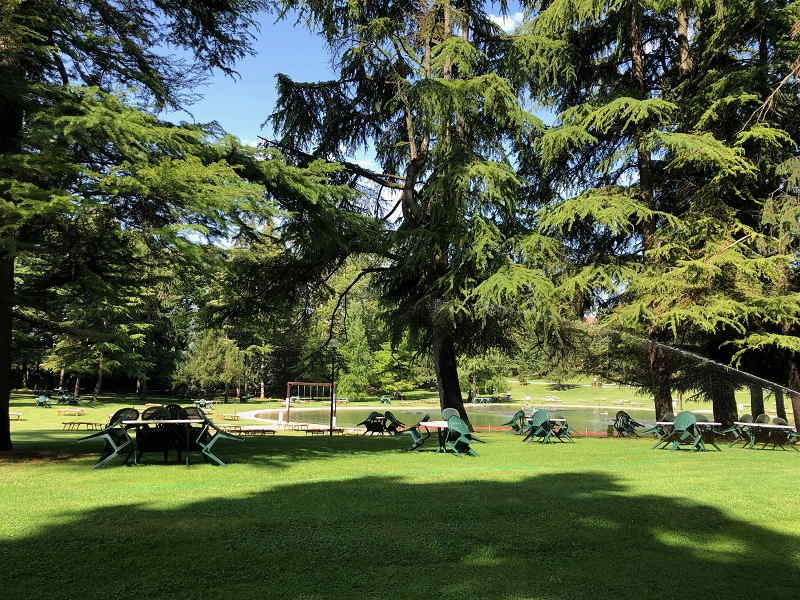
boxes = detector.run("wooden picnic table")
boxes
[57,408,84,416]
[306,427,344,436]
[62,421,103,431]
[9,412,23,421]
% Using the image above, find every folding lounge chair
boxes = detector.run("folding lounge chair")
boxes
[78,408,140,468]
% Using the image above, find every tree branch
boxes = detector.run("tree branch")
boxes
[259,137,406,189]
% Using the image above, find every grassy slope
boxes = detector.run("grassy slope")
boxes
[2,396,799,599]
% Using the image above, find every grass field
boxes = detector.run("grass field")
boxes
[3,392,799,600]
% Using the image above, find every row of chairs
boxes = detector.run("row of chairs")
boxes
[503,409,575,444]
[401,409,484,456]
[79,405,241,468]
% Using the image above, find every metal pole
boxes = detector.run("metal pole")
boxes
[329,345,337,437]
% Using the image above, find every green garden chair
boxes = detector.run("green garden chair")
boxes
[401,414,431,451]
[35,394,52,407]
[502,409,526,434]
[743,414,772,449]
[656,411,703,451]
[192,409,244,466]
[383,411,405,435]
[522,409,555,444]
[78,408,140,468]
[442,408,460,420]
[444,415,484,456]
[716,413,750,447]
[765,417,799,451]
[613,410,643,437]
[552,416,576,443]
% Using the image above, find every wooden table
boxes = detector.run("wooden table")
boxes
[9,412,23,421]
[57,408,84,416]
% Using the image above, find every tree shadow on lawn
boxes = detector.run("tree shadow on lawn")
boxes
[3,471,798,599]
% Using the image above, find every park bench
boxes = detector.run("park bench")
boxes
[223,413,240,421]
[57,408,84,416]
[63,421,103,431]
[239,426,277,436]
[306,427,344,435]
[9,412,23,421]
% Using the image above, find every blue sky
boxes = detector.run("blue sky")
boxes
[161,7,527,147]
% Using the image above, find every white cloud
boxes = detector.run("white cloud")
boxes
[489,12,524,33]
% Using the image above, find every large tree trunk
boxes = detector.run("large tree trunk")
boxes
[774,389,787,421]
[73,375,80,398]
[629,4,652,203]
[93,355,103,395]
[0,25,27,450]
[749,384,764,418]
[649,344,674,420]
[431,327,471,429]
[260,379,265,400]
[711,384,738,424]
[0,253,13,450]
[789,364,800,433]
[677,4,692,74]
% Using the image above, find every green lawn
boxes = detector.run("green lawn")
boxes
[3,393,799,599]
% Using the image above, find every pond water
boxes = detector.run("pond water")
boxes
[256,405,658,434]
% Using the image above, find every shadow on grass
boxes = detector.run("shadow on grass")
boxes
[2,470,798,599]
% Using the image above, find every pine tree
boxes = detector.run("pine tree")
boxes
[506,0,800,422]
[261,0,546,426]
[0,1,268,449]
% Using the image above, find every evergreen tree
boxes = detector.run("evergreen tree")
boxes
[261,0,545,426]
[507,0,800,422]
[0,1,268,448]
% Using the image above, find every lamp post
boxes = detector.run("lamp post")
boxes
[329,338,338,437]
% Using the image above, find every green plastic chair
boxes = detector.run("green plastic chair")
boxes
[401,414,431,451]
[522,409,554,444]
[444,415,484,456]
[78,408,140,468]
[193,410,243,466]
[717,413,750,447]
[442,408,460,420]
[765,417,799,451]
[552,416,575,443]
[35,395,52,407]
[656,411,703,451]
[502,409,526,434]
